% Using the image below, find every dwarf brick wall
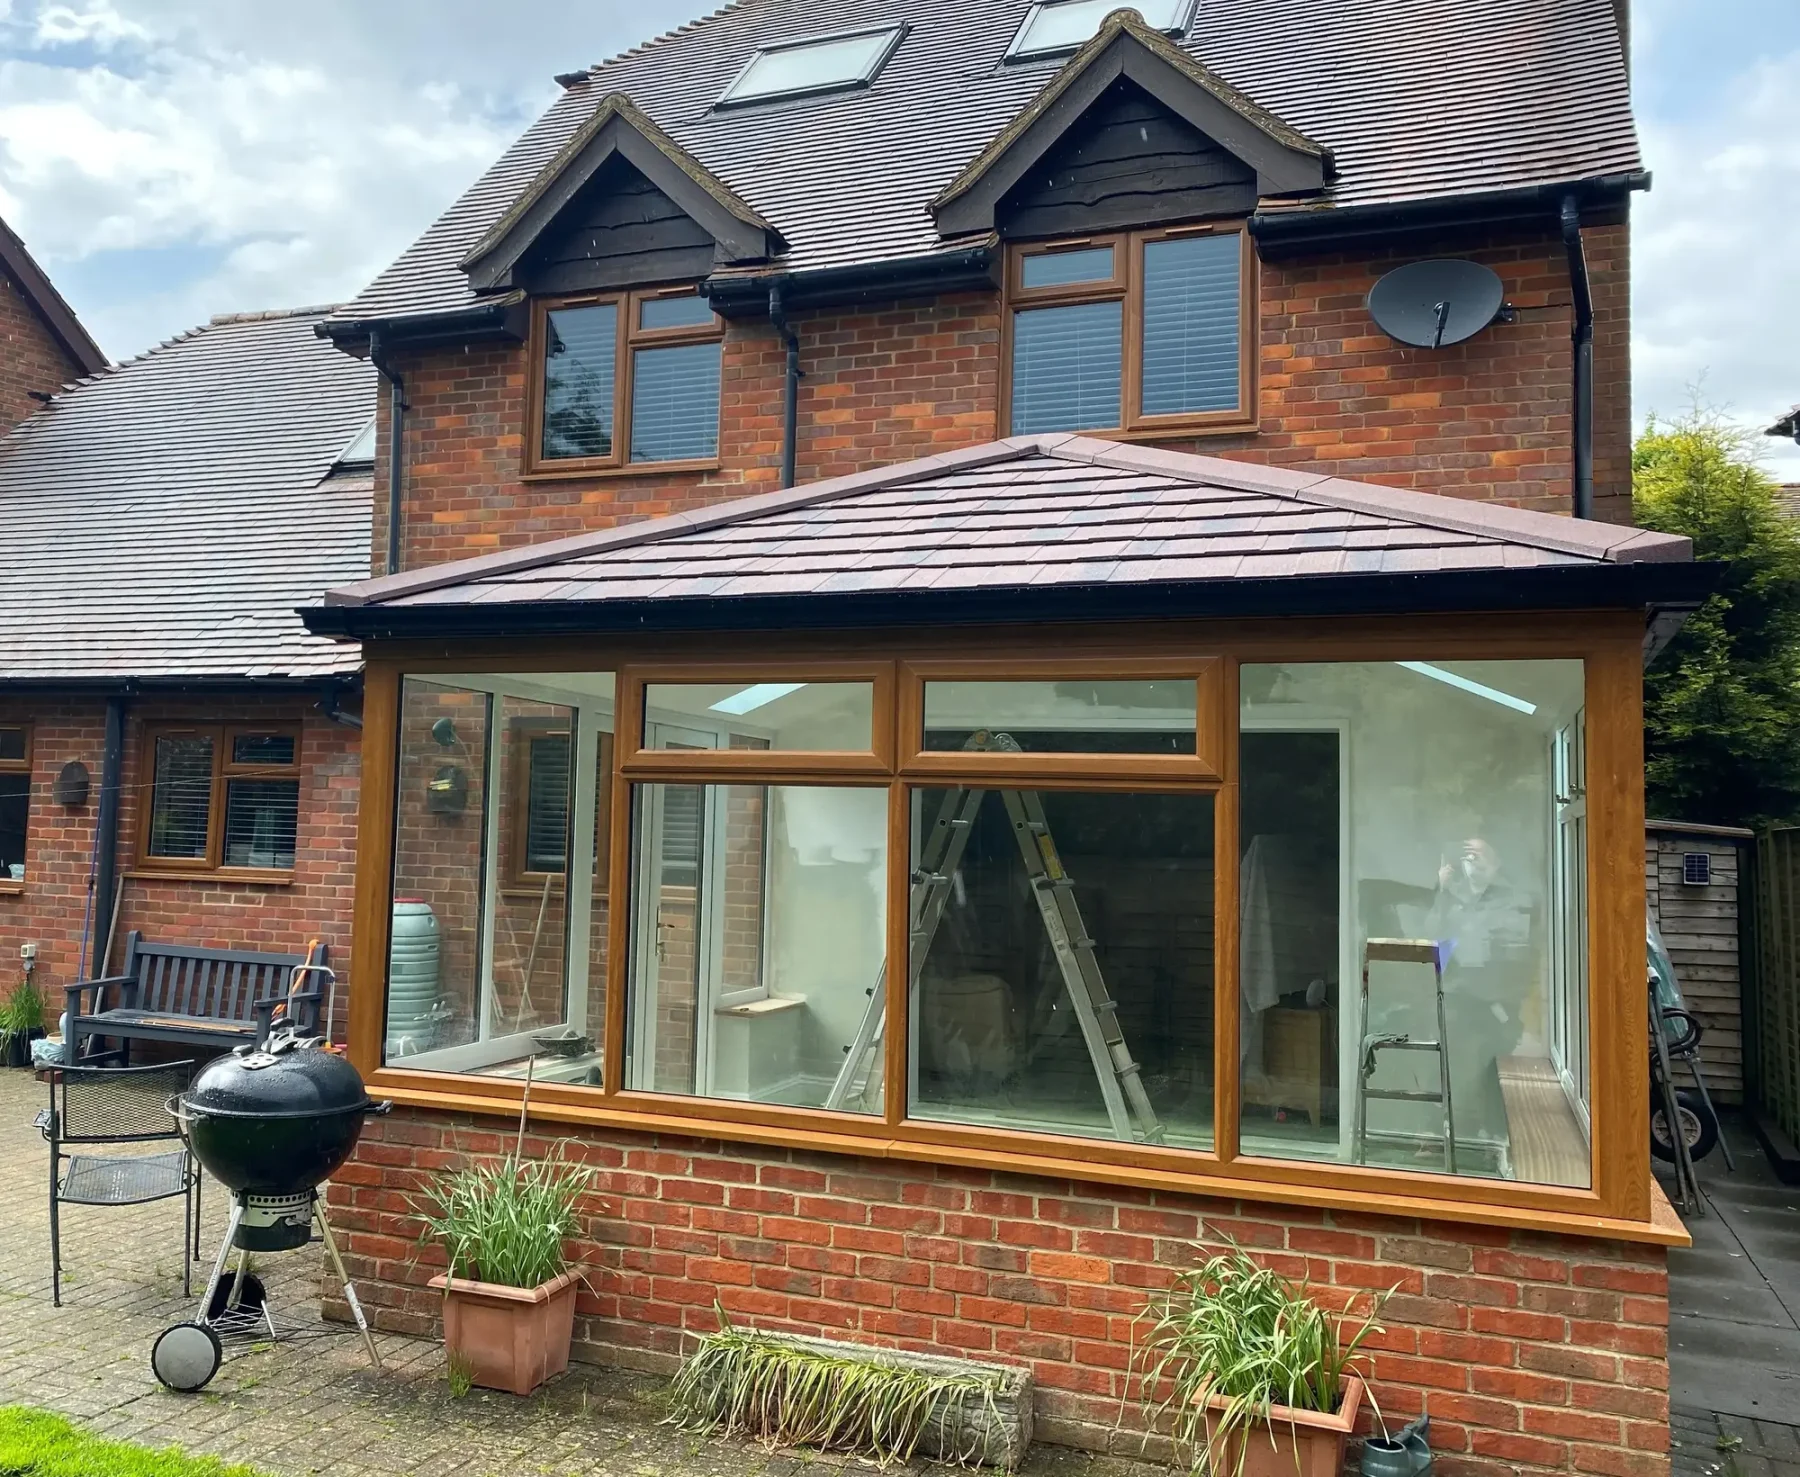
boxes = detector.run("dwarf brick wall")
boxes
[0,269,85,432]
[331,1107,1670,1477]
[0,694,359,1014]
[376,220,1630,573]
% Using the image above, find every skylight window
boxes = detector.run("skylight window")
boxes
[718,25,905,107]
[333,416,376,468]
[1006,0,1194,60]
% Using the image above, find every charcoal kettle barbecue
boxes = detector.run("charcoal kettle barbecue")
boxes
[152,1023,387,1392]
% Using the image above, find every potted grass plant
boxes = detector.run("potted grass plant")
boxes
[0,977,46,1068]
[1130,1245,1389,1477]
[416,1086,594,1396]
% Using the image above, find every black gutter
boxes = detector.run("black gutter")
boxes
[304,560,1717,645]
[706,247,994,318]
[1561,194,1596,521]
[91,696,126,975]
[0,675,359,694]
[314,298,525,355]
[369,329,408,576]
[767,283,802,489]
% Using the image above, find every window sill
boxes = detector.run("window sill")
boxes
[361,1069,1692,1248]
[522,457,720,483]
[0,880,21,896]
[126,867,296,887]
[1008,418,1259,442]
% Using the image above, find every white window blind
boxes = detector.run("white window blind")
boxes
[631,341,722,463]
[1010,300,1123,434]
[1141,234,1241,416]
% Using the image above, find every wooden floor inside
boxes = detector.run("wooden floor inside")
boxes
[1496,1054,1590,1186]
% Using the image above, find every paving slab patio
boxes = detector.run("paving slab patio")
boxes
[0,1066,1152,1477]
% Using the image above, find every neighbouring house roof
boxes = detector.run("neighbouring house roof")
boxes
[0,215,106,376]
[328,0,1641,333]
[1766,406,1800,440]
[308,435,1706,642]
[0,306,376,684]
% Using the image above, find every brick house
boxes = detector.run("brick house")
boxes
[302,0,1703,1472]
[0,308,374,1006]
[0,215,105,432]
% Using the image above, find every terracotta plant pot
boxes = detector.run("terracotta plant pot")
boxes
[1197,1375,1364,1477]
[429,1270,578,1396]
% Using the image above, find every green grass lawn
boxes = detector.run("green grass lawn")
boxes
[0,1409,268,1476]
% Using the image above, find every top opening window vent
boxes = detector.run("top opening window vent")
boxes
[718,25,906,107]
[1006,0,1194,60]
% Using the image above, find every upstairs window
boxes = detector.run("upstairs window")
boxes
[1007,0,1194,60]
[0,725,30,889]
[532,288,723,473]
[142,724,301,876]
[718,26,905,107]
[1007,225,1252,437]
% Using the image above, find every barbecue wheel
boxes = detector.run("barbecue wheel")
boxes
[151,1322,222,1392]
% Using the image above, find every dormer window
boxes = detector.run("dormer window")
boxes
[717,26,905,107]
[1006,0,1194,60]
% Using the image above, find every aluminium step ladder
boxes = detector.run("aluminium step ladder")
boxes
[825,731,1163,1143]
[1352,938,1457,1173]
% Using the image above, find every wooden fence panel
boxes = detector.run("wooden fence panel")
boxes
[1751,827,1800,1143]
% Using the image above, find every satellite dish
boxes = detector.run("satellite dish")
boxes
[1367,259,1506,348]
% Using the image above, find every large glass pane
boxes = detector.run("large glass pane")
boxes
[541,303,616,460]
[148,734,214,860]
[643,682,874,752]
[388,673,615,1084]
[0,774,28,881]
[1011,300,1122,433]
[721,28,899,103]
[232,733,295,766]
[1238,659,1589,1187]
[908,787,1214,1147]
[630,341,721,463]
[923,679,1196,754]
[223,778,299,868]
[627,783,887,1113]
[1021,247,1114,289]
[1141,234,1241,416]
[640,294,715,331]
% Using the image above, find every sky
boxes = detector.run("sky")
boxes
[1,0,1796,479]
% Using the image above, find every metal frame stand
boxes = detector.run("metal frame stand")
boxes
[826,732,1162,1143]
[1353,938,1457,1173]
[1651,972,1706,1215]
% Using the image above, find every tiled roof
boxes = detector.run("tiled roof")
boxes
[0,307,376,682]
[318,436,1690,626]
[331,0,1640,328]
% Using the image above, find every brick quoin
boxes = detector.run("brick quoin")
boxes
[375,222,1630,575]
[0,268,86,432]
[0,695,359,1008]
[329,1108,1671,1477]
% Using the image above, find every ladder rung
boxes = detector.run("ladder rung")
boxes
[1363,1089,1448,1104]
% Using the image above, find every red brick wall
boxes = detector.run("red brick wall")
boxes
[377,221,1630,573]
[0,269,84,432]
[332,1108,1670,1477]
[0,694,359,1016]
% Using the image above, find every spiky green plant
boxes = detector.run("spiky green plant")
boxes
[0,977,45,1048]
[1127,1245,1390,1476]
[414,1142,592,1290]
[669,1308,1008,1467]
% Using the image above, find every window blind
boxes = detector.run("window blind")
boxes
[223,779,300,869]
[0,774,27,873]
[1010,300,1123,434]
[1141,234,1241,416]
[149,735,215,860]
[525,734,572,874]
[542,304,617,459]
[631,341,722,463]
[660,784,705,890]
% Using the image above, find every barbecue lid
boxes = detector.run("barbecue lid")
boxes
[183,1032,375,1119]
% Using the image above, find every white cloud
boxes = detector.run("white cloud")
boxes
[33,3,148,46]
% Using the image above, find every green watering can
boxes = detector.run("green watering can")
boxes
[1361,1416,1431,1477]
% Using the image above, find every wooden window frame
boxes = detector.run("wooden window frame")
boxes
[525,285,723,479]
[502,717,614,896]
[1000,222,1257,439]
[0,722,32,895]
[136,722,301,882]
[347,615,1678,1246]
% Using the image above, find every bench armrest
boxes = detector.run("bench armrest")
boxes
[65,973,136,1017]
[252,983,324,1041]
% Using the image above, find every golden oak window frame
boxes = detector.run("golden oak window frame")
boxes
[350,620,1667,1244]
[1001,223,1257,438]
[526,286,723,477]
[138,722,302,878]
[0,723,32,893]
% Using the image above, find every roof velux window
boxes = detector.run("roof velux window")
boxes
[717,25,905,107]
[1006,0,1194,60]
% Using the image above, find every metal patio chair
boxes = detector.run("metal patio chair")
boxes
[37,1059,201,1306]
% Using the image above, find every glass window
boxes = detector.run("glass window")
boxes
[541,303,616,461]
[923,679,1197,754]
[640,294,715,332]
[144,725,300,871]
[1238,659,1590,1188]
[626,783,887,1113]
[1008,0,1192,59]
[908,787,1214,1146]
[1141,234,1241,417]
[719,27,902,106]
[148,735,214,860]
[233,733,296,766]
[0,727,26,763]
[0,727,27,884]
[1011,301,1122,435]
[631,341,722,463]
[388,674,615,1081]
[1020,247,1115,289]
[643,682,875,752]
[222,779,298,869]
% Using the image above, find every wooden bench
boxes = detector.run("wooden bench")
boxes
[1496,1054,1590,1186]
[66,932,329,1065]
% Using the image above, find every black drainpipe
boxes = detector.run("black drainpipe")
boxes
[370,329,408,573]
[1560,195,1595,520]
[91,695,126,975]
[768,283,802,489]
